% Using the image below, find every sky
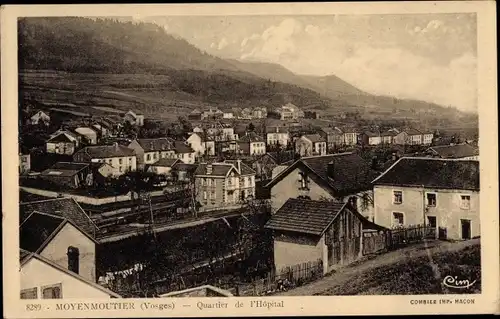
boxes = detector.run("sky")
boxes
[132,14,477,113]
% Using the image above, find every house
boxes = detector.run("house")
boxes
[240,108,253,119]
[266,126,290,148]
[188,109,203,121]
[427,144,479,160]
[75,127,98,145]
[19,153,31,174]
[147,158,180,175]
[222,111,234,119]
[360,131,382,146]
[394,128,423,145]
[295,134,327,157]
[422,131,434,145]
[238,133,266,156]
[251,150,296,181]
[194,160,256,210]
[252,107,268,119]
[46,130,81,155]
[342,128,359,146]
[172,163,198,183]
[265,198,387,274]
[174,141,196,164]
[265,153,381,219]
[20,198,99,281]
[201,108,224,121]
[20,250,120,299]
[372,157,480,240]
[186,133,216,157]
[381,130,397,144]
[206,123,237,141]
[39,162,113,188]
[91,123,111,139]
[127,138,176,169]
[73,143,137,176]
[319,127,344,150]
[124,110,144,126]
[29,110,50,125]
[272,103,304,121]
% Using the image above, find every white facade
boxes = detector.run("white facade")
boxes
[267,132,290,147]
[91,156,137,176]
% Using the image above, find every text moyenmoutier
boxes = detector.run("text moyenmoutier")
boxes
[56,302,135,311]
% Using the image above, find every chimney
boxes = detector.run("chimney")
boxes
[327,162,335,178]
[207,164,212,175]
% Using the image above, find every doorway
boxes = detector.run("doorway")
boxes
[426,216,437,239]
[460,219,471,240]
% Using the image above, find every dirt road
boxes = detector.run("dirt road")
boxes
[275,239,480,296]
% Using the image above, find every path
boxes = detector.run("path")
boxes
[275,239,480,296]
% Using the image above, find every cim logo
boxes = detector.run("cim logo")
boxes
[442,275,477,289]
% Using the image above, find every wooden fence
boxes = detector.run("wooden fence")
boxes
[363,225,438,255]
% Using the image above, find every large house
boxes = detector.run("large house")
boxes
[265,198,386,274]
[174,141,196,164]
[19,198,120,299]
[265,153,381,220]
[380,130,397,144]
[39,162,114,188]
[319,127,344,150]
[237,133,266,156]
[73,143,137,176]
[74,127,98,145]
[272,103,304,121]
[394,128,430,145]
[342,128,359,146]
[124,110,144,126]
[194,160,256,210]
[186,133,216,157]
[427,144,479,160]
[46,130,81,155]
[295,134,327,157]
[360,131,382,146]
[372,157,480,240]
[127,138,176,169]
[266,126,290,148]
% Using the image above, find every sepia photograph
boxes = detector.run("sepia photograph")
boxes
[2,2,498,318]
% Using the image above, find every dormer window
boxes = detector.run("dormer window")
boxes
[298,172,309,190]
[67,246,80,274]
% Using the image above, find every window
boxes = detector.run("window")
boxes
[393,191,403,204]
[426,193,437,207]
[129,157,132,162]
[119,158,123,165]
[119,167,123,173]
[211,191,216,200]
[20,288,37,299]
[298,172,309,190]
[207,179,212,186]
[67,246,79,274]
[392,212,404,227]
[461,195,471,209]
[42,284,62,299]
[203,191,207,200]
[147,154,151,161]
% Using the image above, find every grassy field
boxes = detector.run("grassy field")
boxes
[320,243,481,295]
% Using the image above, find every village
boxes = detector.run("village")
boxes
[19,101,480,299]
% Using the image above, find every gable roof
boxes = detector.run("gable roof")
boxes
[20,251,121,298]
[364,131,380,137]
[302,134,324,143]
[265,153,379,196]
[174,141,194,154]
[265,198,387,235]
[404,128,422,136]
[20,212,66,253]
[224,160,256,175]
[372,157,480,191]
[429,144,479,159]
[20,198,98,238]
[195,163,234,177]
[47,132,76,143]
[150,158,179,167]
[74,144,136,159]
[136,138,174,152]
[239,133,264,143]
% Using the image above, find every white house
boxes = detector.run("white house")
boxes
[186,133,216,157]
[73,143,137,176]
[295,134,327,157]
[127,138,176,169]
[372,157,480,240]
[75,127,98,145]
[29,110,51,125]
[266,127,290,148]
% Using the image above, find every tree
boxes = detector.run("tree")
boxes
[247,122,255,132]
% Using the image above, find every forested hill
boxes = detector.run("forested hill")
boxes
[18,17,241,73]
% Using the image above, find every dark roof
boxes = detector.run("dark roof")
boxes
[266,153,379,195]
[265,198,346,235]
[404,128,422,135]
[74,144,135,158]
[239,133,264,143]
[137,138,174,152]
[321,127,343,135]
[20,212,65,253]
[40,162,89,177]
[174,141,194,154]
[302,134,324,143]
[172,163,198,172]
[151,158,179,167]
[373,157,480,190]
[20,198,97,238]
[429,144,479,159]
[381,130,397,137]
[224,160,256,175]
[47,132,75,143]
[195,163,234,177]
[266,150,296,165]
[266,126,289,134]
[364,131,379,137]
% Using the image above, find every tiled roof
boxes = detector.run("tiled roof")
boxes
[224,160,256,175]
[47,132,75,143]
[40,162,89,177]
[239,133,264,143]
[195,163,234,177]
[172,163,198,172]
[404,128,422,135]
[20,198,97,238]
[20,212,65,253]
[75,144,136,159]
[429,144,479,159]
[364,131,379,137]
[302,134,324,143]
[174,141,194,154]
[137,138,174,152]
[265,198,346,235]
[266,153,379,195]
[373,157,480,190]
[381,130,397,137]
[266,150,296,164]
[151,158,179,167]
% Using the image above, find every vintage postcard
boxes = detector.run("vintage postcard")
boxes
[2,2,499,318]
